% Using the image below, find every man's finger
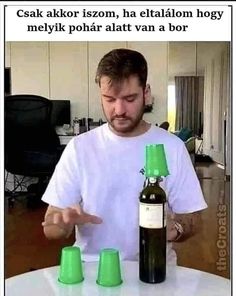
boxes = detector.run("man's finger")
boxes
[81,213,103,224]
[62,208,79,224]
[42,212,62,226]
[70,205,103,225]
[71,204,83,215]
[53,212,64,224]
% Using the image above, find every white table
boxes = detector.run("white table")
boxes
[6,261,230,296]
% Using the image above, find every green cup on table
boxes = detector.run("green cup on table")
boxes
[58,246,84,284]
[96,248,123,287]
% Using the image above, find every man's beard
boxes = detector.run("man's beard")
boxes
[102,104,145,134]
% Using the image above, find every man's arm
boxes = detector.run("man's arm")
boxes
[42,205,103,240]
[167,211,203,242]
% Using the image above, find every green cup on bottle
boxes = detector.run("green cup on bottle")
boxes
[96,248,123,287]
[58,246,84,284]
[145,144,170,177]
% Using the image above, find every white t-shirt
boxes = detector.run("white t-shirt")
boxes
[42,124,207,263]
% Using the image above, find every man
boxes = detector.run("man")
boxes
[42,48,207,263]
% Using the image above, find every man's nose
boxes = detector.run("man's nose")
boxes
[114,99,126,116]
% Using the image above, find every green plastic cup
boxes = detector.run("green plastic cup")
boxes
[145,144,170,177]
[58,246,84,284]
[96,248,123,287]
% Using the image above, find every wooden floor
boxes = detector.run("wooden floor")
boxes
[5,162,230,279]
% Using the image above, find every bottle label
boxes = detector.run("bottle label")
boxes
[139,202,166,229]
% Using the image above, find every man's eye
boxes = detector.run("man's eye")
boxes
[104,97,115,103]
[126,97,135,102]
[106,98,115,103]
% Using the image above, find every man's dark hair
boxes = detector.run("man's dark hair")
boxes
[95,48,148,89]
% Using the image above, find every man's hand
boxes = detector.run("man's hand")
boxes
[42,205,103,240]
[167,218,178,241]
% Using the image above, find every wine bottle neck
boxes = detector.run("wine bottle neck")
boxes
[146,176,162,185]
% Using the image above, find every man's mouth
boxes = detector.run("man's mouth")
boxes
[112,117,129,122]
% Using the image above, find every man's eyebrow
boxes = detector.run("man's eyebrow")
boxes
[102,94,115,99]
[102,93,138,99]
[123,93,138,99]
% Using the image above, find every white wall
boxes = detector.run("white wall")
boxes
[168,42,197,82]
[10,42,50,98]
[49,42,88,120]
[5,42,11,67]
[5,41,168,125]
[168,42,227,80]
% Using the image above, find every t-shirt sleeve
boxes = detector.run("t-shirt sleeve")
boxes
[166,142,208,214]
[41,138,82,208]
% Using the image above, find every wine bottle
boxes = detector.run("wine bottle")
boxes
[73,117,80,135]
[139,144,169,284]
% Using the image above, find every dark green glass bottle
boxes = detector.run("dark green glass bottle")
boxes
[139,144,169,284]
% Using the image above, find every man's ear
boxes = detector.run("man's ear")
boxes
[144,84,152,105]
